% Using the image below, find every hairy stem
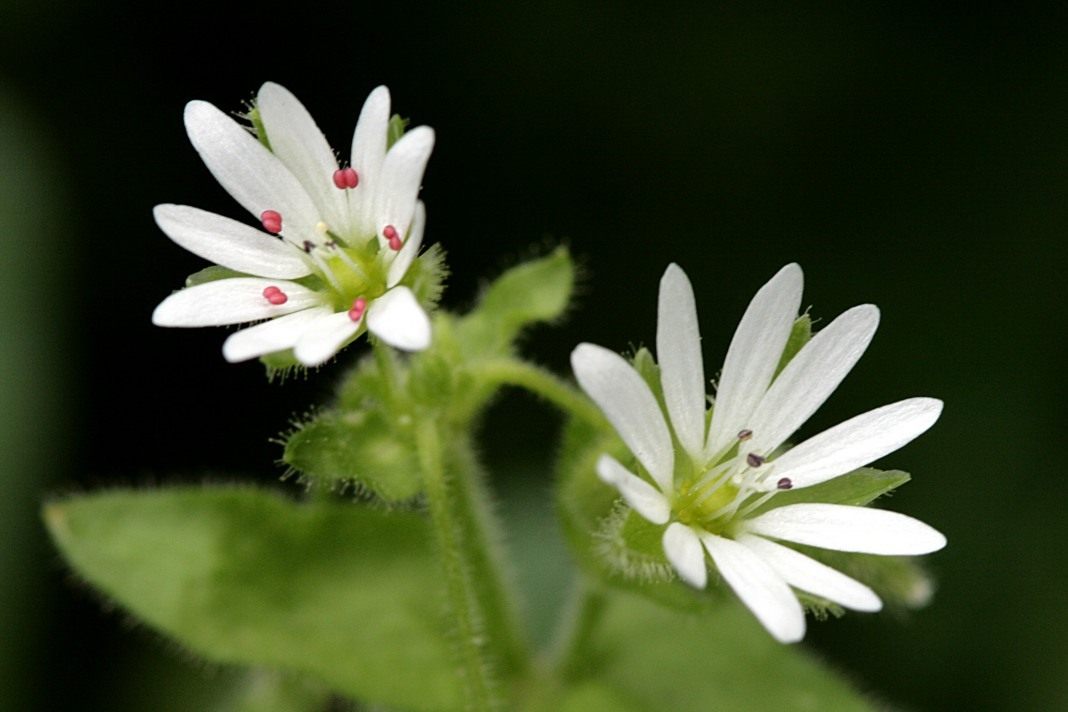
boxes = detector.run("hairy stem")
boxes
[417,419,503,711]
[476,358,607,429]
[551,580,607,681]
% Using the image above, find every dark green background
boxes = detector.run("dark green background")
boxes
[2,2,1065,710]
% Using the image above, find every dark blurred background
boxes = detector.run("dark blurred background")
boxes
[2,2,1066,710]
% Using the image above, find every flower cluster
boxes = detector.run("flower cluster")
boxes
[572,264,946,642]
[152,83,435,366]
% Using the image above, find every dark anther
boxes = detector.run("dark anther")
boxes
[737,429,753,441]
[302,240,316,253]
[746,453,765,468]
[776,477,793,490]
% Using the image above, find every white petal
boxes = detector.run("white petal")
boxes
[349,86,391,235]
[293,310,362,366]
[738,534,882,612]
[656,264,706,458]
[366,286,431,351]
[706,264,803,458]
[256,82,349,232]
[222,306,332,362]
[374,126,434,247]
[184,101,320,240]
[701,533,805,643]
[596,455,670,525]
[153,204,311,279]
[760,398,944,491]
[744,503,947,555]
[663,523,707,588]
[152,278,322,327]
[571,344,674,491]
[387,200,425,288]
[746,304,880,459]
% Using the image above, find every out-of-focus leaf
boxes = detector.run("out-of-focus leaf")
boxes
[568,593,873,711]
[43,487,462,712]
[457,246,574,357]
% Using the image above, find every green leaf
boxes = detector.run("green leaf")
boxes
[562,593,874,711]
[219,670,333,712]
[284,410,422,501]
[458,247,575,357]
[43,487,463,712]
[749,468,911,515]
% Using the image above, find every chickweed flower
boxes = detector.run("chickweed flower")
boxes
[571,263,946,642]
[152,83,435,366]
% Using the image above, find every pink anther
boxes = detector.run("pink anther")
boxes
[333,167,359,189]
[383,224,403,251]
[262,285,288,305]
[348,296,368,322]
[260,210,283,234]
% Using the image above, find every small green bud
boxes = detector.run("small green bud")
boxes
[284,410,422,502]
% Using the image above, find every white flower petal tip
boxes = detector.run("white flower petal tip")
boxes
[738,534,882,612]
[596,455,670,525]
[570,343,674,490]
[702,533,805,643]
[656,264,706,458]
[761,397,944,491]
[222,307,331,363]
[745,503,947,555]
[152,204,311,279]
[705,262,804,458]
[663,523,707,589]
[293,311,362,367]
[366,287,432,351]
[152,279,321,327]
[746,302,881,457]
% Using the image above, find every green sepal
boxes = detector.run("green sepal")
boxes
[387,114,410,148]
[185,265,250,287]
[775,313,813,378]
[749,467,911,516]
[456,246,575,358]
[245,105,272,150]
[630,347,666,407]
[42,487,463,712]
[401,242,448,311]
[283,409,422,502]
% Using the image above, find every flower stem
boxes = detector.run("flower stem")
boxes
[551,580,607,681]
[476,358,607,428]
[416,418,503,711]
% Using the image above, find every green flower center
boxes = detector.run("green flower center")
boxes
[672,470,741,535]
[304,226,392,311]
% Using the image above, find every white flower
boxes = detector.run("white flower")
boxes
[571,263,947,643]
[152,82,435,366]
